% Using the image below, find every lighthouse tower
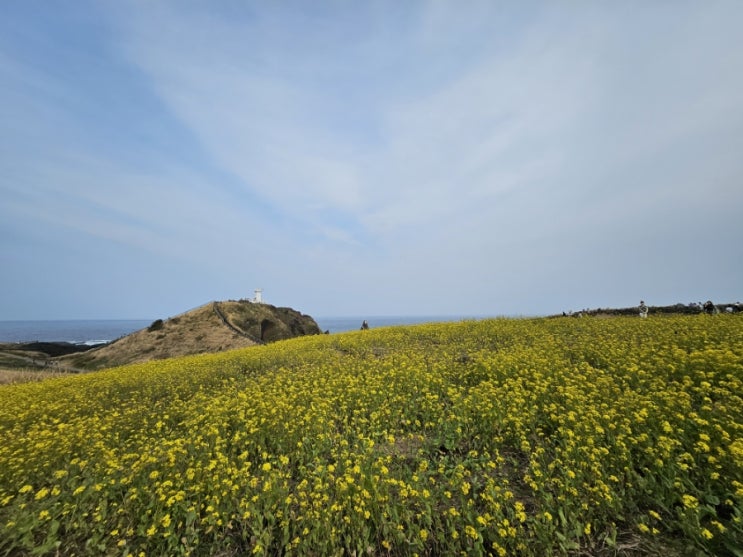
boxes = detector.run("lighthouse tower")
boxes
[253,288,263,304]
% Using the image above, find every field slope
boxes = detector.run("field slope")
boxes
[1,315,741,556]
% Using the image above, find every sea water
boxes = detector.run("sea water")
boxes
[0,320,153,345]
[0,316,483,344]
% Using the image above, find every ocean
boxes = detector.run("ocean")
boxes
[0,320,153,345]
[0,316,481,344]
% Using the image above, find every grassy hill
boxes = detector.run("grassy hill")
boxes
[1,315,741,555]
[55,300,320,371]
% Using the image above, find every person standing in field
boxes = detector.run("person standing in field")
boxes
[639,301,648,318]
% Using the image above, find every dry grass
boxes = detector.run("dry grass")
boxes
[0,367,73,385]
[0,348,48,369]
[56,303,257,371]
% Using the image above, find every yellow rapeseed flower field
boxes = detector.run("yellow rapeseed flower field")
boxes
[0,315,741,555]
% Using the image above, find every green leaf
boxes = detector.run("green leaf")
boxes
[723,542,743,557]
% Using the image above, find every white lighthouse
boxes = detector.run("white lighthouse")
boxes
[253,288,263,304]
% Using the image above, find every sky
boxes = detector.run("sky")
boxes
[1,1,742,320]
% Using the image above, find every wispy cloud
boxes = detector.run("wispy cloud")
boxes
[1,1,741,318]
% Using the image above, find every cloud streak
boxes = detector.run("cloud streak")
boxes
[1,1,742,318]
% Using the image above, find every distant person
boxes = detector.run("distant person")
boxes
[639,301,648,318]
[360,320,369,330]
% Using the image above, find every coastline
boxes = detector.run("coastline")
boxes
[0,319,152,344]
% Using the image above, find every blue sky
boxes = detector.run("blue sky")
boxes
[1,1,742,320]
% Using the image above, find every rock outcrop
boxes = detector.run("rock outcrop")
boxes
[214,301,322,343]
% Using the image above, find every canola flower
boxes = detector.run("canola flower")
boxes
[0,314,741,555]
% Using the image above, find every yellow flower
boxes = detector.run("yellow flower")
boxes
[419,529,428,541]
[514,501,527,523]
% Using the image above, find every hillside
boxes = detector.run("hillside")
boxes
[1,314,740,555]
[56,300,320,370]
